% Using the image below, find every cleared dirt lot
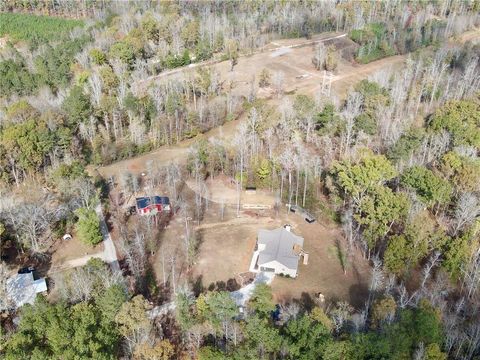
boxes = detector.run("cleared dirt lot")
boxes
[192,215,279,287]
[191,207,370,307]
[212,33,351,99]
[150,186,371,307]
[186,174,276,206]
[93,32,413,181]
[49,234,103,271]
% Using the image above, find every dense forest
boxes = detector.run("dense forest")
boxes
[1,1,480,359]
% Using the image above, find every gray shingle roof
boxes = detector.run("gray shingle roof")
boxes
[257,228,304,270]
[5,273,47,309]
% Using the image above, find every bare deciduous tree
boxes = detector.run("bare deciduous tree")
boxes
[271,71,285,98]
[7,201,55,254]
[340,91,362,157]
[453,193,480,235]
[312,42,326,70]
[420,251,441,289]
[88,71,103,107]
[118,228,148,291]
[166,162,181,201]
[331,302,353,334]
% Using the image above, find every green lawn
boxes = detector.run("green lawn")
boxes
[0,12,83,44]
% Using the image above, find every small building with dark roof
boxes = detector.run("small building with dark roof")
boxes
[135,196,170,216]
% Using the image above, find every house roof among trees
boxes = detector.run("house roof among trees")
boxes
[135,196,170,209]
[5,272,47,309]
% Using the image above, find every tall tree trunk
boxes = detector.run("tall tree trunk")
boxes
[302,171,308,208]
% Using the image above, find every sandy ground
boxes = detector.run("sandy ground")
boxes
[49,235,103,269]
[185,175,276,206]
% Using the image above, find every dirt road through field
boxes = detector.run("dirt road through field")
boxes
[136,32,347,93]
[94,110,246,179]
[95,28,479,181]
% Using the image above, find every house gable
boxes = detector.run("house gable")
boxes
[255,227,304,278]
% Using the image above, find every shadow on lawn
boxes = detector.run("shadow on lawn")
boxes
[334,238,348,275]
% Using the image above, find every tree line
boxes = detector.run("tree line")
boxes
[1,1,480,359]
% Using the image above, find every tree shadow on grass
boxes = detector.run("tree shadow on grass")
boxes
[348,261,369,309]
[334,238,348,275]
[348,282,369,310]
[206,278,240,292]
[191,274,204,296]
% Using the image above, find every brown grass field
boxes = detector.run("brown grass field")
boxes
[149,181,371,308]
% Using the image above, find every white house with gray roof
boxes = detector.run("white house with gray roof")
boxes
[2,273,47,310]
[249,225,305,278]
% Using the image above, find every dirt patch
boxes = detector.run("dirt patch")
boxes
[0,36,8,49]
[457,28,480,44]
[185,174,276,206]
[49,233,103,270]
[330,55,406,98]
[270,218,371,309]
[192,214,279,288]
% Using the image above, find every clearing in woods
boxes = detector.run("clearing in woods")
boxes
[98,28,479,306]
[95,27,480,181]
[95,32,410,180]
[151,192,371,308]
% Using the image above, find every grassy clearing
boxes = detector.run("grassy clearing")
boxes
[0,12,83,44]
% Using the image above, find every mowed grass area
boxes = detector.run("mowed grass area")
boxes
[0,12,83,43]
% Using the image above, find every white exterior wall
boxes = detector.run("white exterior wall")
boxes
[259,260,298,278]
